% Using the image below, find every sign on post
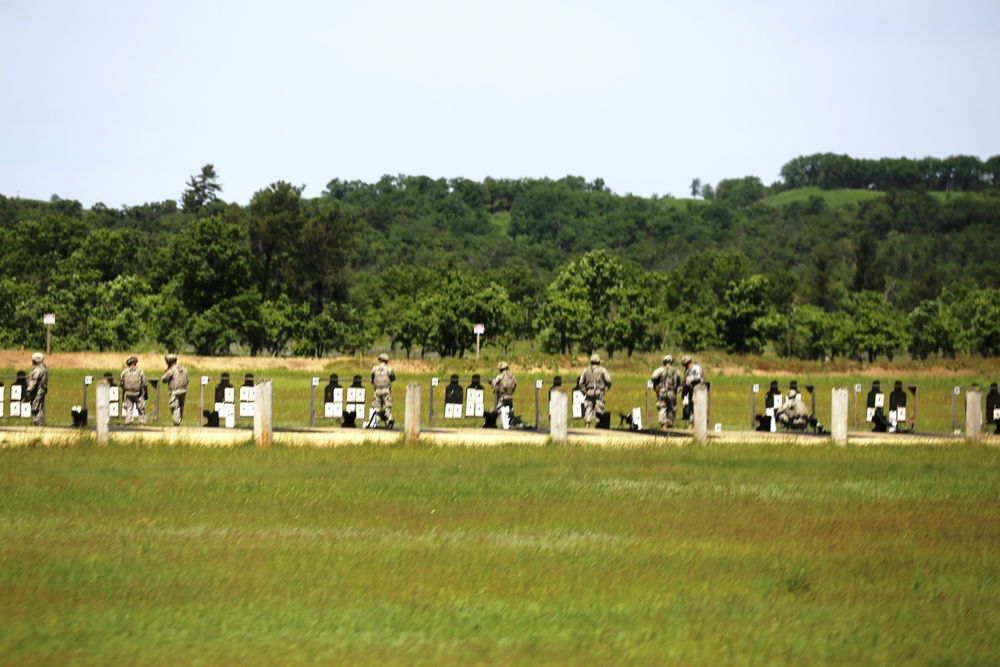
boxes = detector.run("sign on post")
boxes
[43,314,55,354]
[474,323,484,360]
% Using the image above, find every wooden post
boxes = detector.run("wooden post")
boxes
[405,382,421,446]
[96,379,110,445]
[693,384,708,443]
[966,386,982,442]
[831,387,849,446]
[549,387,568,444]
[254,379,273,447]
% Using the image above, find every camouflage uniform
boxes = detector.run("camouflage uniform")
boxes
[578,354,612,426]
[775,389,810,429]
[371,354,396,425]
[26,352,48,426]
[651,355,682,428]
[491,363,517,412]
[161,354,189,426]
[491,362,517,429]
[681,355,705,423]
[120,356,147,426]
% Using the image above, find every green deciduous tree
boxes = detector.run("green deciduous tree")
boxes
[907,298,960,359]
[717,275,776,355]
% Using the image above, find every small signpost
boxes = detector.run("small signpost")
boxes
[43,314,55,354]
[474,323,484,360]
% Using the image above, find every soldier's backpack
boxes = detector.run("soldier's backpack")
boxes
[372,365,392,389]
[498,372,516,397]
[173,366,189,392]
[122,369,143,395]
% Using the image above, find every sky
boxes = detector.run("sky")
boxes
[2,0,999,208]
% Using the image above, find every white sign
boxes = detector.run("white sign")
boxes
[535,379,543,389]
[43,314,55,325]
[473,323,485,335]
[431,377,439,387]
[311,377,320,387]
[954,386,962,395]
[752,384,760,393]
[854,384,863,393]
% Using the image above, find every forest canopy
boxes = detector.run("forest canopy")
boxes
[2,153,999,361]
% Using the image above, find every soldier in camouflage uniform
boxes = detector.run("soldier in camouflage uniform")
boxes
[491,361,517,428]
[160,354,189,426]
[371,353,396,428]
[26,352,48,426]
[577,353,612,427]
[680,354,705,424]
[651,354,682,429]
[120,355,147,426]
[775,387,810,429]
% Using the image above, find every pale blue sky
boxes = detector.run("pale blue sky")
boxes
[2,0,998,207]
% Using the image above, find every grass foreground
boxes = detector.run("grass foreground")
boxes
[1,441,998,665]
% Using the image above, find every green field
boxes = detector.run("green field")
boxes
[1,442,998,664]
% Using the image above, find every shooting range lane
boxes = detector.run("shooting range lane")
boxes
[0,422,992,448]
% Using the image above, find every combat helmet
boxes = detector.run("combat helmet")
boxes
[498,361,509,371]
[590,353,601,364]
[663,354,673,364]
[164,353,178,364]
[680,354,692,366]
[31,352,44,364]
[377,353,389,362]
[126,355,138,366]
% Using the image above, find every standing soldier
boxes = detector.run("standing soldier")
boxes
[161,354,189,426]
[680,355,705,424]
[578,353,612,428]
[371,353,396,428]
[651,354,682,429]
[491,361,517,429]
[120,355,147,426]
[25,352,48,426]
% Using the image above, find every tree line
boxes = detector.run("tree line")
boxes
[1,155,999,360]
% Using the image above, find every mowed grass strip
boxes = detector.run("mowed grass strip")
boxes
[0,442,998,664]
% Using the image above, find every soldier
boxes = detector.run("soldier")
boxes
[775,387,810,429]
[651,354,682,428]
[120,355,147,426]
[25,352,48,426]
[160,354,189,426]
[371,353,396,428]
[680,354,704,423]
[491,361,517,429]
[577,353,612,428]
